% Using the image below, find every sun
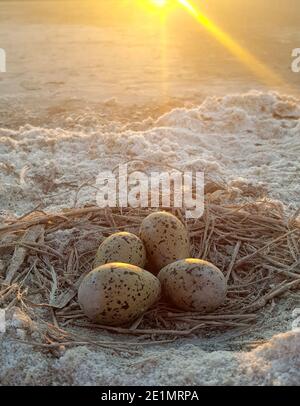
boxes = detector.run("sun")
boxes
[151,0,168,7]
[138,0,172,14]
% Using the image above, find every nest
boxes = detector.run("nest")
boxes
[1,187,300,354]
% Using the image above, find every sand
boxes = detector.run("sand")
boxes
[1,309,300,385]
[1,91,299,217]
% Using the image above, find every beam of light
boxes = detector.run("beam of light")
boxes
[177,0,286,88]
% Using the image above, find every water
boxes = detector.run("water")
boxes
[0,0,300,107]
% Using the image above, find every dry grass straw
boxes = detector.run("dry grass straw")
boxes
[0,182,299,353]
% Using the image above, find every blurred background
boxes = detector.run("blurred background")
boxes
[0,0,299,114]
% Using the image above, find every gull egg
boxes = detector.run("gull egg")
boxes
[78,262,161,326]
[94,232,146,268]
[158,258,227,312]
[140,211,190,274]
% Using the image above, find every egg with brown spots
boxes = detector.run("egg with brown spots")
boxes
[94,232,146,269]
[140,212,190,274]
[158,259,227,312]
[78,263,161,326]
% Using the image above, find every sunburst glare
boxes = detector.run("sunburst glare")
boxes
[177,0,286,88]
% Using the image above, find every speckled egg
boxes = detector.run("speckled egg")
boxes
[140,212,190,274]
[78,262,161,326]
[94,232,146,268]
[158,258,227,312]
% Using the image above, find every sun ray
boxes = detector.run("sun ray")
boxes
[177,0,286,88]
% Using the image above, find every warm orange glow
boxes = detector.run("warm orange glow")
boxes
[177,0,285,87]
[138,0,287,90]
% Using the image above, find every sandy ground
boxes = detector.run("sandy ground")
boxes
[1,325,300,385]
[1,91,300,216]
[1,0,300,386]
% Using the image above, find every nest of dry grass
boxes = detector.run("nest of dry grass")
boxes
[1,184,300,354]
